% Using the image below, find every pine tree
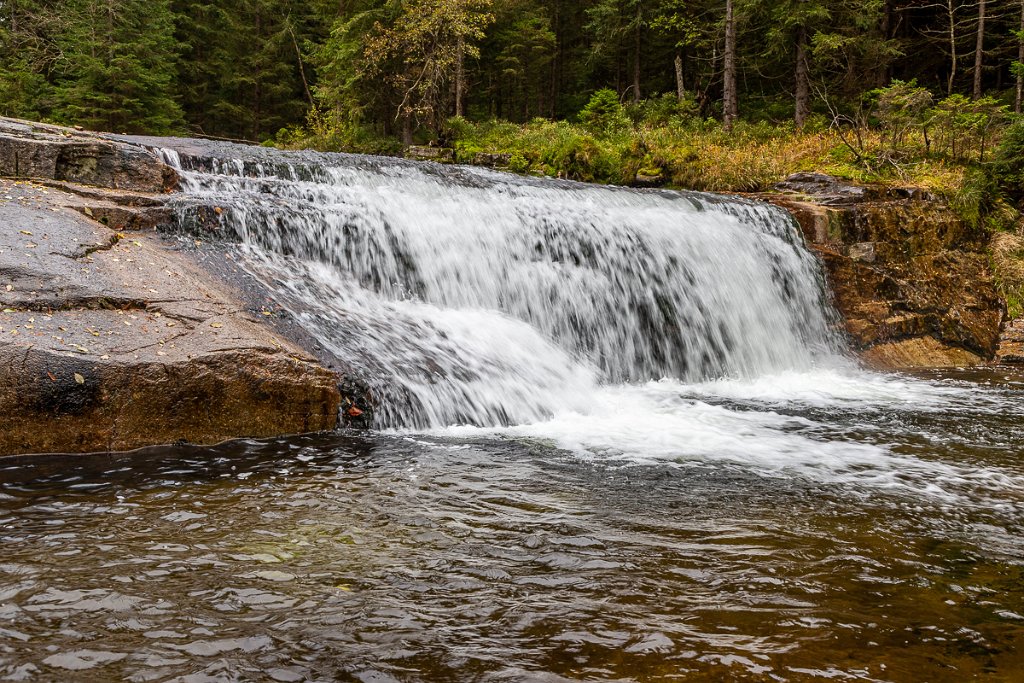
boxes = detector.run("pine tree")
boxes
[51,0,183,133]
[174,0,320,141]
[313,0,399,135]
[480,0,556,120]
[0,0,58,119]
[586,0,648,103]
[651,0,703,102]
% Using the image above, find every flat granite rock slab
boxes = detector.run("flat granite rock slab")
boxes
[0,175,340,456]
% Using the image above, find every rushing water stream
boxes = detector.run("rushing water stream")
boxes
[1,144,1023,680]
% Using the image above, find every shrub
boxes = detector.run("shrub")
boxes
[579,89,631,135]
[870,80,933,153]
[993,118,1024,202]
[508,151,530,173]
[627,92,698,127]
[949,166,997,231]
[930,95,1007,162]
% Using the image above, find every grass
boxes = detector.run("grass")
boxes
[991,232,1024,319]
[443,117,1003,204]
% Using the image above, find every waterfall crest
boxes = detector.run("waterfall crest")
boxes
[157,145,846,428]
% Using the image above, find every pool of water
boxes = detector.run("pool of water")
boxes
[2,369,1024,682]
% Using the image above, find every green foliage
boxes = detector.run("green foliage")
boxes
[993,118,1024,202]
[650,0,701,49]
[930,95,1007,163]
[0,0,57,120]
[0,56,50,120]
[626,92,698,126]
[429,115,846,191]
[949,167,997,232]
[869,80,933,153]
[312,1,397,133]
[174,0,319,141]
[54,0,183,133]
[991,233,1024,319]
[287,106,401,155]
[508,151,530,173]
[579,89,630,135]
[362,0,495,133]
[486,11,555,120]
[0,0,1020,183]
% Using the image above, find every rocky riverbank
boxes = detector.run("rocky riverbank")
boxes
[0,118,340,456]
[761,173,1006,368]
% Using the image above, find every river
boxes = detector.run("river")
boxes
[0,144,1022,681]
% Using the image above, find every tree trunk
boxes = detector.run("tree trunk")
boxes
[550,5,560,118]
[947,0,957,95]
[723,0,738,131]
[879,0,894,86]
[795,24,810,129]
[287,21,314,107]
[632,7,642,103]
[615,45,623,94]
[675,52,686,101]
[254,7,263,141]
[401,115,413,146]
[455,36,466,118]
[973,0,986,99]
[1017,0,1024,113]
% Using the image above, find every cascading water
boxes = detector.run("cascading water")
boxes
[156,144,848,430]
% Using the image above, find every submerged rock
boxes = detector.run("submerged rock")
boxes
[0,118,340,456]
[763,174,1004,369]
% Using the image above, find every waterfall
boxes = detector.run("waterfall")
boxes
[156,144,847,429]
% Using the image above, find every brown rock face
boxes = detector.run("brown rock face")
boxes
[762,173,1004,369]
[991,232,1024,363]
[1,346,339,455]
[0,118,178,193]
[0,118,340,456]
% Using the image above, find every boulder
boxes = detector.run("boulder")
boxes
[472,152,512,168]
[405,145,455,163]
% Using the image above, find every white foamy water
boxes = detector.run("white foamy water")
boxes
[434,374,1024,510]
[680,367,985,411]
[150,143,1024,508]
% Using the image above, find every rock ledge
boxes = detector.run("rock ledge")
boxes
[761,173,1004,369]
[0,118,340,456]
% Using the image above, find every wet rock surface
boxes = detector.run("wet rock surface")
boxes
[0,119,340,456]
[762,174,1004,369]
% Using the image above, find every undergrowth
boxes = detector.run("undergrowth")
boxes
[278,87,1024,237]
